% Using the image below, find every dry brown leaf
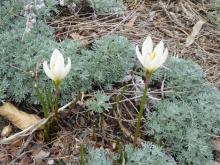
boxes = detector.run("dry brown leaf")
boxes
[10,139,22,147]
[125,15,138,27]
[69,32,84,40]
[1,125,12,137]
[0,103,41,130]
[186,19,206,46]
[20,155,32,165]
[69,32,90,47]
[0,153,8,165]
[33,150,50,161]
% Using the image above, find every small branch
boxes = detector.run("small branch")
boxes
[15,134,33,156]
[0,117,48,144]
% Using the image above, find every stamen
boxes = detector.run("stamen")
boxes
[148,52,157,60]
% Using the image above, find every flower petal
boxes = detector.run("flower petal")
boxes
[152,48,168,70]
[43,61,55,80]
[153,40,164,58]
[51,58,65,81]
[50,49,64,70]
[136,46,144,66]
[143,58,153,71]
[61,57,71,79]
[142,36,153,56]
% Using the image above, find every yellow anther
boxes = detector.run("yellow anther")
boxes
[148,52,157,60]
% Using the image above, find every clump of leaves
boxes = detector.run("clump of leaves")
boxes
[86,148,112,165]
[84,35,135,86]
[84,143,175,165]
[0,18,58,103]
[0,4,135,104]
[0,79,8,102]
[153,57,220,132]
[88,0,126,13]
[0,0,24,30]
[124,143,175,165]
[36,0,58,18]
[86,91,111,113]
[153,56,205,99]
[147,57,220,164]
[147,101,213,164]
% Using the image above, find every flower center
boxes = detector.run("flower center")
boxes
[148,52,157,61]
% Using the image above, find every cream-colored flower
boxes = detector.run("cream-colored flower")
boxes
[136,36,168,72]
[43,49,71,83]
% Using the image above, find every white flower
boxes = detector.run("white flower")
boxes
[136,36,168,72]
[43,49,71,83]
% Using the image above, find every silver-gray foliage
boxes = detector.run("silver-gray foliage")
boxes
[0,1,135,104]
[88,0,126,13]
[125,143,175,165]
[86,91,111,113]
[86,148,113,165]
[148,57,220,164]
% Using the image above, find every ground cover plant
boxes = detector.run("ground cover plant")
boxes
[0,0,220,164]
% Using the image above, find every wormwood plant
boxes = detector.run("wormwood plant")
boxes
[124,143,175,165]
[147,57,220,164]
[86,148,112,165]
[0,0,24,30]
[86,143,175,165]
[0,79,8,102]
[60,0,126,13]
[84,35,135,86]
[88,0,126,13]
[0,19,58,103]
[147,101,213,164]
[86,91,111,113]
[152,57,205,99]
[1,33,134,104]
[0,0,135,104]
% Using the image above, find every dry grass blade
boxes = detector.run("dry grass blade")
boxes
[186,19,206,46]
[0,103,41,130]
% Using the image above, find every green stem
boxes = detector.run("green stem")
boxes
[35,84,50,140]
[43,122,50,141]
[45,86,53,113]
[35,85,48,118]
[133,71,152,147]
[54,82,60,118]
[79,144,86,165]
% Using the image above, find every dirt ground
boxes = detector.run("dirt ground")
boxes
[0,0,220,164]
